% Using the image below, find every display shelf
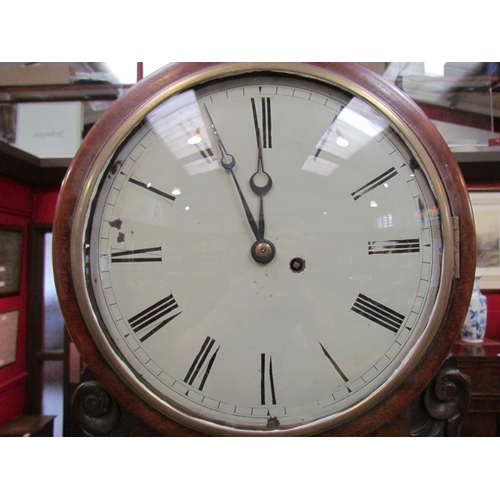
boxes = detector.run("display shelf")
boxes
[452,338,500,436]
[0,141,69,186]
[0,83,132,103]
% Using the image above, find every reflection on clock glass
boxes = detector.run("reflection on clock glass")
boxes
[83,74,444,435]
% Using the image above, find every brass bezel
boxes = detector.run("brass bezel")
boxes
[69,63,456,436]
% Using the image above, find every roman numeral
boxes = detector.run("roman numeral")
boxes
[179,121,216,164]
[351,167,398,201]
[319,343,349,384]
[368,239,420,255]
[128,177,176,202]
[111,246,162,263]
[196,145,216,164]
[128,294,181,342]
[313,113,341,159]
[261,353,277,405]
[184,336,220,391]
[251,97,272,148]
[351,294,404,333]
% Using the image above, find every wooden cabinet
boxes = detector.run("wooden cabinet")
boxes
[0,415,55,437]
[453,339,500,436]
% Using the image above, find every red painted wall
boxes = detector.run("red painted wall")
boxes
[0,176,59,426]
[32,186,60,223]
[484,291,500,341]
[0,176,31,426]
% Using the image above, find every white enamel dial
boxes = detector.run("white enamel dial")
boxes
[75,71,451,435]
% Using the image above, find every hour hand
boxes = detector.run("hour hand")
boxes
[250,129,273,239]
[248,135,275,264]
[248,132,275,264]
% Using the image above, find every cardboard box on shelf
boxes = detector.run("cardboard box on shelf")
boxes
[15,102,83,158]
[0,63,76,86]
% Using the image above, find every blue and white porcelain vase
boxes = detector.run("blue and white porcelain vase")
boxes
[460,276,487,343]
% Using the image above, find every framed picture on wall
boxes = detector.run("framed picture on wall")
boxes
[0,309,19,368]
[469,189,500,289]
[0,225,23,297]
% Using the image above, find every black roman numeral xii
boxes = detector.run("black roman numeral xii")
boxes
[251,97,272,148]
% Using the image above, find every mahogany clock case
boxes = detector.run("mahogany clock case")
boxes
[52,62,476,436]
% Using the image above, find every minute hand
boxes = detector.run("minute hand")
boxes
[204,105,261,242]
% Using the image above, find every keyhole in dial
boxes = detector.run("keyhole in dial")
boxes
[290,257,306,273]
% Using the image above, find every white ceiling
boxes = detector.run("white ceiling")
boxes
[1,62,499,151]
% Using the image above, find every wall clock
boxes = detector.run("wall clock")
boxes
[53,62,475,436]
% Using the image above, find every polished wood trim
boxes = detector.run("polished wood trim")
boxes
[467,180,500,191]
[35,350,64,361]
[417,102,500,133]
[452,339,500,436]
[0,414,55,437]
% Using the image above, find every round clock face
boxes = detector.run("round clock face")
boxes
[69,65,456,435]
